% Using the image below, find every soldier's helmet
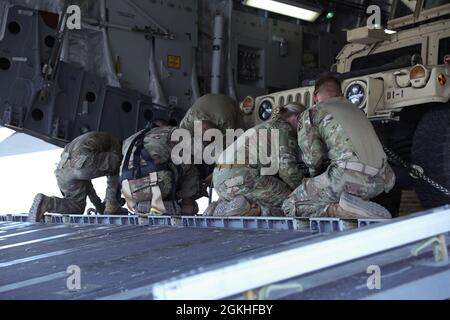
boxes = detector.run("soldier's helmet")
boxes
[179,94,238,133]
[274,102,306,118]
[281,102,306,114]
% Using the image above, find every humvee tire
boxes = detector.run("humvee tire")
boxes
[411,106,450,208]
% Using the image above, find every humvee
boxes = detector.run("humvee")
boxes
[241,0,450,211]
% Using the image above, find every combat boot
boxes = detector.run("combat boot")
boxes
[29,194,52,223]
[326,203,358,219]
[203,201,219,216]
[180,198,199,215]
[339,192,392,219]
[246,203,261,216]
[104,203,125,215]
[213,196,251,217]
[212,200,231,216]
[327,193,391,219]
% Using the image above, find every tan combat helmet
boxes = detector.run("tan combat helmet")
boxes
[274,102,306,118]
[179,94,238,134]
[282,102,307,114]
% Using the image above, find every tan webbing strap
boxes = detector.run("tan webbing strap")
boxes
[121,180,136,212]
[337,162,380,176]
[149,172,166,215]
[217,164,248,170]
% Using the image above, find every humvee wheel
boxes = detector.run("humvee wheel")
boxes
[411,106,450,208]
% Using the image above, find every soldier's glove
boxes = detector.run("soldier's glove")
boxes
[95,202,106,215]
[198,181,210,198]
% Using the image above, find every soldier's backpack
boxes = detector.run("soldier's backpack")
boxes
[120,128,180,215]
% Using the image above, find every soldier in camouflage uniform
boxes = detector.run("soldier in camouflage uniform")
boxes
[29,132,123,222]
[282,76,395,219]
[121,125,201,215]
[211,103,306,216]
[121,94,239,215]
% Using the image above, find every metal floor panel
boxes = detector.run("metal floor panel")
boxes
[0,222,319,300]
[280,242,450,300]
[150,207,450,300]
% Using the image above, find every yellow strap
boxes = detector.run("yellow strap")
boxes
[150,207,163,215]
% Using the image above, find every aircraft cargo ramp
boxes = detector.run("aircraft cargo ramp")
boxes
[0,207,449,300]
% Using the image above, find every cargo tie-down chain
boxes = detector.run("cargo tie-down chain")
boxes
[383,146,450,197]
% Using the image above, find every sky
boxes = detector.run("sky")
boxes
[0,127,216,215]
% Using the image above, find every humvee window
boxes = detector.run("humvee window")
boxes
[350,44,422,71]
[393,0,418,19]
[423,0,449,10]
[438,37,450,63]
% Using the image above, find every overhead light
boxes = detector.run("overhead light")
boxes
[326,11,335,20]
[243,0,321,22]
[384,29,397,34]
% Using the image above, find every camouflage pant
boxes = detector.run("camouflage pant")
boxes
[125,164,200,212]
[213,166,293,216]
[48,154,121,214]
[282,163,396,217]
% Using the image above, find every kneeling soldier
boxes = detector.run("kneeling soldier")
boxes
[210,103,306,217]
[282,75,395,219]
[121,94,239,215]
[29,132,123,222]
[120,124,200,215]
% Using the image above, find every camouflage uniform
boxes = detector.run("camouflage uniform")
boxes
[49,132,123,214]
[213,117,304,216]
[121,94,238,214]
[282,97,396,217]
[121,126,200,213]
[181,93,240,194]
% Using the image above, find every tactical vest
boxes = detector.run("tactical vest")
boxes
[318,97,386,169]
